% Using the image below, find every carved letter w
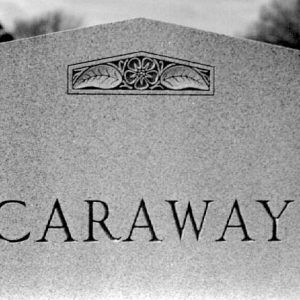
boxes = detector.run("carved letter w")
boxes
[166,200,213,240]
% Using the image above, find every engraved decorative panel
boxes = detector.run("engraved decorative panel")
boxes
[68,52,214,95]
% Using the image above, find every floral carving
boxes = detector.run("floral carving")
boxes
[68,52,214,94]
[124,57,159,90]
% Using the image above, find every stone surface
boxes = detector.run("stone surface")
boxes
[0,18,299,299]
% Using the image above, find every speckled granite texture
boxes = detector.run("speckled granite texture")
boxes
[0,19,299,300]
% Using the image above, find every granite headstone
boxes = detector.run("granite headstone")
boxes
[0,19,299,299]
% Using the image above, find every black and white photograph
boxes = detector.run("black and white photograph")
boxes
[0,0,299,299]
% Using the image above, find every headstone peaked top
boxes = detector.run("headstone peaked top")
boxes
[0,18,299,300]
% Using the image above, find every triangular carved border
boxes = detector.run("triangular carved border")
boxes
[67,51,215,95]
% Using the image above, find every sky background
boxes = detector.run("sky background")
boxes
[0,0,271,36]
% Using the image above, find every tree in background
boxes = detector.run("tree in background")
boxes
[0,23,14,43]
[246,0,300,49]
[13,11,82,39]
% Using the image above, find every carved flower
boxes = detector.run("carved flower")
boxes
[124,57,159,89]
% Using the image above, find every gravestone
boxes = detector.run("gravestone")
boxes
[0,18,299,299]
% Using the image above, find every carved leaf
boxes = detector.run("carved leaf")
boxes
[73,64,122,89]
[160,66,209,90]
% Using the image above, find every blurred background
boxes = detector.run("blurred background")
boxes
[0,0,299,49]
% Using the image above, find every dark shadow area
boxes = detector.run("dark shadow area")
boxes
[246,0,300,50]
[0,23,14,43]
